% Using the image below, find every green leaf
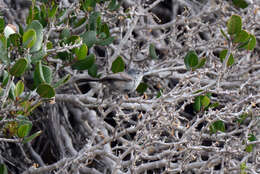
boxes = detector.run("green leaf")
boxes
[81,30,97,48]
[8,82,15,100]
[53,74,71,88]
[241,34,256,50]
[89,11,100,31]
[18,23,24,36]
[72,54,95,70]
[0,34,9,65]
[96,36,115,46]
[108,0,120,11]
[26,20,43,52]
[31,47,46,64]
[220,28,229,41]
[193,89,204,94]
[201,96,210,108]
[227,15,242,35]
[26,1,35,25]
[0,163,8,174]
[48,5,58,18]
[23,29,36,48]
[196,57,206,69]
[240,162,247,170]
[184,51,199,70]
[46,41,53,49]
[42,65,52,84]
[36,83,55,98]
[193,96,202,112]
[236,113,248,124]
[22,130,42,144]
[10,58,28,77]
[245,134,256,152]
[209,102,219,108]
[136,82,148,94]
[74,18,87,29]
[210,120,225,134]
[245,144,253,152]
[17,124,32,138]
[8,33,21,47]
[82,0,96,12]
[156,89,163,98]
[1,70,10,87]
[76,44,88,60]
[111,56,125,73]
[61,28,71,39]
[219,49,235,67]
[0,17,5,33]
[149,44,159,59]
[33,61,45,88]
[248,134,256,142]
[233,30,249,43]
[88,64,98,77]
[15,80,24,97]
[100,23,110,37]
[232,0,248,9]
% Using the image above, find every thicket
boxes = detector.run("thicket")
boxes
[0,0,259,173]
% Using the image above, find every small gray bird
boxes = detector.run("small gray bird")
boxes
[78,69,144,93]
[98,69,143,93]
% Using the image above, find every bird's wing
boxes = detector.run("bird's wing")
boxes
[101,72,133,81]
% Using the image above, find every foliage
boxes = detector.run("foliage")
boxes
[0,0,259,174]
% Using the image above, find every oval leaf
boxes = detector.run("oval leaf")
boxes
[193,96,202,112]
[101,23,110,37]
[212,120,225,133]
[31,47,46,64]
[23,29,36,48]
[111,56,125,73]
[232,0,248,9]
[17,124,31,138]
[8,33,21,47]
[10,58,28,77]
[81,30,97,48]
[88,64,98,77]
[76,43,88,60]
[242,34,256,50]
[201,96,210,108]
[72,54,95,70]
[184,51,198,70]
[8,82,15,101]
[36,83,55,98]
[42,65,53,84]
[136,82,148,94]
[0,35,9,65]
[233,30,249,43]
[2,70,10,87]
[26,20,43,52]
[53,74,71,88]
[96,36,115,46]
[196,57,206,69]
[89,11,100,31]
[227,15,242,35]
[33,61,45,88]
[15,80,24,97]
[149,44,159,59]
[219,49,234,67]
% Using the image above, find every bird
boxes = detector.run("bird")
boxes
[92,69,144,93]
